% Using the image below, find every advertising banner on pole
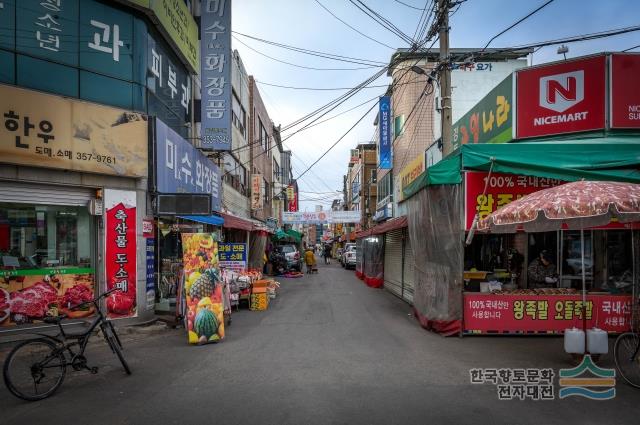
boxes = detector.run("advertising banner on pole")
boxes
[104,189,138,319]
[282,210,361,224]
[251,174,263,210]
[610,53,640,129]
[463,294,632,334]
[200,0,232,150]
[155,118,222,212]
[378,96,392,169]
[516,55,606,139]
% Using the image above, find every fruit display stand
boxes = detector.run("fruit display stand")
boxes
[250,280,270,311]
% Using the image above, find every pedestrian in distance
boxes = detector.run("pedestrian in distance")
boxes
[323,244,332,265]
[304,247,316,274]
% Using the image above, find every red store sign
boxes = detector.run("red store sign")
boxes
[464,294,632,334]
[516,55,606,138]
[610,53,640,129]
[104,190,137,319]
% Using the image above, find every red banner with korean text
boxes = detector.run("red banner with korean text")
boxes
[104,190,137,319]
[464,171,564,230]
[463,294,632,334]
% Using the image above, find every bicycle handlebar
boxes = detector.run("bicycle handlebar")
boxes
[68,287,121,311]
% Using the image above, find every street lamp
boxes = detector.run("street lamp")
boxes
[557,45,569,60]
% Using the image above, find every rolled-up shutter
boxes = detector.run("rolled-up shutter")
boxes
[383,229,403,298]
[403,230,415,304]
[0,181,94,206]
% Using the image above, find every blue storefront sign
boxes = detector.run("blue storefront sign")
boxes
[218,243,247,270]
[146,238,155,310]
[200,0,232,150]
[155,119,222,212]
[379,96,392,169]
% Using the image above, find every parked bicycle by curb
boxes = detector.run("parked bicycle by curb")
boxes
[3,288,131,401]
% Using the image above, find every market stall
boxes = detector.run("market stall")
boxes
[404,139,640,336]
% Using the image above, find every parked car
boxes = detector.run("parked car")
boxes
[278,244,301,271]
[341,243,356,266]
[344,248,357,269]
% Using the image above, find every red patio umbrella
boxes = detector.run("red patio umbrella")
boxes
[477,180,640,352]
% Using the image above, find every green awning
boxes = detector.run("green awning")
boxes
[272,228,302,243]
[416,136,640,192]
[285,229,302,242]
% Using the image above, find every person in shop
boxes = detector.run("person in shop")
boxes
[527,250,558,288]
[304,246,317,274]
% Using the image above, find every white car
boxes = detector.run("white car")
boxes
[340,243,355,266]
[344,248,357,269]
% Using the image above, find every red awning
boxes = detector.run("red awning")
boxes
[219,212,253,231]
[356,216,408,239]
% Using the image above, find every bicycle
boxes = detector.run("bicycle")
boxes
[614,297,640,389]
[3,288,131,401]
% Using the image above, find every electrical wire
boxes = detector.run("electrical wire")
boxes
[313,0,396,50]
[622,44,640,52]
[348,0,415,45]
[394,0,426,11]
[255,81,391,91]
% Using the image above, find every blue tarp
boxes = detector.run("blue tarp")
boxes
[178,215,224,226]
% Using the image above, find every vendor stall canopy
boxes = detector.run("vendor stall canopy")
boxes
[273,229,302,243]
[408,136,640,194]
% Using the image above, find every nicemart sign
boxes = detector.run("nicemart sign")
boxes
[517,55,606,138]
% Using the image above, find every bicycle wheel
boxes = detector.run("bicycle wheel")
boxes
[101,324,131,375]
[3,338,66,401]
[614,332,640,389]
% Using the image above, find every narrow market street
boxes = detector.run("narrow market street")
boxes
[1,262,637,425]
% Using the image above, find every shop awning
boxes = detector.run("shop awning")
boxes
[355,216,408,239]
[285,229,302,242]
[178,215,224,226]
[218,212,253,231]
[404,136,640,199]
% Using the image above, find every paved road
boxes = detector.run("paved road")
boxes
[1,262,637,424]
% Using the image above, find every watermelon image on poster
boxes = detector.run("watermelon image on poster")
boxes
[181,234,225,345]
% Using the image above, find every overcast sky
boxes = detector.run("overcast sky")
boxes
[231,0,640,211]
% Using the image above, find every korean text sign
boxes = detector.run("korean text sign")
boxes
[217,243,247,271]
[0,84,147,177]
[463,294,632,334]
[251,174,263,210]
[464,171,564,230]
[452,74,513,150]
[516,55,606,138]
[378,96,391,169]
[200,0,232,150]
[610,53,640,129]
[155,118,221,212]
[104,189,138,319]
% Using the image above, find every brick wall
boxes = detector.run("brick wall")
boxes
[249,76,273,221]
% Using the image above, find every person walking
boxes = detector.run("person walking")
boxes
[323,244,332,265]
[304,247,316,274]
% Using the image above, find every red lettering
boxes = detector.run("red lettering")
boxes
[547,77,576,104]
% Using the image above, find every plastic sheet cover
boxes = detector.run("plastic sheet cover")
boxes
[248,232,267,270]
[407,185,464,322]
[356,238,364,279]
[363,236,384,288]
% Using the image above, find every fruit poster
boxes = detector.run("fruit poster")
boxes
[104,189,137,319]
[1,268,96,327]
[182,233,225,345]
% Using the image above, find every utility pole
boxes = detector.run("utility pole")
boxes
[438,0,453,157]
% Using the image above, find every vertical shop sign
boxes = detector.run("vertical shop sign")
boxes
[200,0,232,150]
[610,53,640,129]
[145,238,155,311]
[155,118,221,212]
[104,189,137,319]
[378,96,391,169]
[251,174,263,210]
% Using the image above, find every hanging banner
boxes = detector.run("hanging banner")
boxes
[251,174,263,210]
[200,0,232,150]
[610,53,640,129]
[378,96,392,169]
[463,294,632,334]
[104,189,138,319]
[155,118,221,212]
[182,233,225,344]
[218,243,247,271]
[282,210,361,224]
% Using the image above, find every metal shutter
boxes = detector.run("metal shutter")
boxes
[403,230,415,304]
[0,181,94,206]
[384,229,403,298]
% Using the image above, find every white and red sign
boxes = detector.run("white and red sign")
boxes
[104,189,137,319]
[610,53,640,129]
[516,55,606,138]
[463,294,632,334]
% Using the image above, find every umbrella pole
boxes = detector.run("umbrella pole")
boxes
[581,229,588,353]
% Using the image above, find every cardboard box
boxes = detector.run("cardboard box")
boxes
[250,287,269,311]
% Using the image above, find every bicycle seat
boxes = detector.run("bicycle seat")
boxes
[43,314,67,324]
